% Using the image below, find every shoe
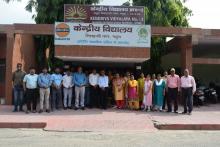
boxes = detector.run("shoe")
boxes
[174,111,178,114]
[166,110,172,113]
[32,110,37,113]
[64,107,67,110]
[68,107,72,109]
[46,109,50,113]
[39,110,43,113]
[74,107,78,110]
[13,109,18,112]
[26,110,30,114]
[188,112,192,115]
[19,109,24,112]
[81,107,85,110]
[182,111,187,114]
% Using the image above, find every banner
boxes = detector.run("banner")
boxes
[54,22,151,48]
[64,5,145,25]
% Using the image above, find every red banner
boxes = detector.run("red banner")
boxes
[64,4,145,25]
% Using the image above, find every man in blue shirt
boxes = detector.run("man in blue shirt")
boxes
[51,67,63,111]
[38,67,52,113]
[73,66,86,110]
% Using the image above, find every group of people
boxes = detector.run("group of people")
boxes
[12,63,196,115]
[113,68,196,115]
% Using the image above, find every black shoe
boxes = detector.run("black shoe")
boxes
[182,111,187,114]
[166,110,172,113]
[46,109,50,113]
[19,109,24,112]
[68,107,72,109]
[74,107,78,110]
[174,111,178,114]
[64,107,67,110]
[13,109,18,112]
[81,107,85,110]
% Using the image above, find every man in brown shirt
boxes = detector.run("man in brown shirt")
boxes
[12,63,26,112]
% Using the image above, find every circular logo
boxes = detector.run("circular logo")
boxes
[55,23,70,37]
[137,26,148,40]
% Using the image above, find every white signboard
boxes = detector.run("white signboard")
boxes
[54,22,151,48]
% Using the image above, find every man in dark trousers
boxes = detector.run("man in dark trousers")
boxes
[181,69,196,115]
[89,69,99,108]
[98,70,109,110]
[12,63,26,112]
[166,68,180,113]
[23,67,38,113]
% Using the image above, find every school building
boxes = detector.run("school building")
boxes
[0,23,220,104]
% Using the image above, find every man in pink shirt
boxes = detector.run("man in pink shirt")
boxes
[166,68,180,113]
[181,69,196,115]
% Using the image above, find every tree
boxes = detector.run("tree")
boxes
[26,0,99,70]
[132,0,192,73]
[5,0,99,70]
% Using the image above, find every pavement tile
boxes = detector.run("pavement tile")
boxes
[0,104,220,131]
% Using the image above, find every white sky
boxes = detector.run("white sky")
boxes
[0,0,220,29]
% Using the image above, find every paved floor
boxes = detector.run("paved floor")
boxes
[0,129,219,147]
[0,104,220,131]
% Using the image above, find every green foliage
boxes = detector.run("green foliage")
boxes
[24,0,99,70]
[132,0,192,73]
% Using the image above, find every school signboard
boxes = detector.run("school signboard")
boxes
[64,5,145,25]
[54,22,151,48]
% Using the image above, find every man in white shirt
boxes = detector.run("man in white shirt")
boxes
[98,70,109,109]
[180,69,196,115]
[89,69,99,108]
[63,69,74,109]
[23,67,38,114]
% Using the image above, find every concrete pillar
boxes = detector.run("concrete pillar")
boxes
[180,36,193,74]
[5,32,14,105]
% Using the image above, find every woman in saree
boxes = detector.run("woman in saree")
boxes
[128,75,139,110]
[143,74,153,111]
[113,73,125,109]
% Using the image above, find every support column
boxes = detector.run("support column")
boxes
[180,36,193,74]
[5,31,14,105]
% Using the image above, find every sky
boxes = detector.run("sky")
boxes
[0,0,220,29]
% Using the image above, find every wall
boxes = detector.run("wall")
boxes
[161,52,181,73]
[12,34,36,73]
[0,34,6,98]
[5,34,36,104]
[55,45,150,61]
[193,65,220,86]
